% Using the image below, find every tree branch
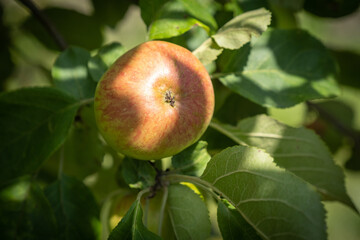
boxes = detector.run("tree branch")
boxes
[306,101,360,151]
[17,0,67,51]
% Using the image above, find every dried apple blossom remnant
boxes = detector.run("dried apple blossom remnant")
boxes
[165,90,175,107]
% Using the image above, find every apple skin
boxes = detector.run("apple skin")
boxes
[94,41,214,160]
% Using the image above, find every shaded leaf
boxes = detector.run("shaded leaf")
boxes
[172,141,211,176]
[109,199,161,240]
[201,145,326,240]
[139,0,169,27]
[52,46,96,100]
[213,92,266,125]
[23,8,103,50]
[217,201,261,240]
[121,157,156,189]
[167,184,211,240]
[210,114,355,209]
[44,174,101,240]
[213,8,271,50]
[92,0,131,27]
[0,87,78,184]
[61,104,104,179]
[88,42,126,82]
[0,177,57,240]
[218,28,340,108]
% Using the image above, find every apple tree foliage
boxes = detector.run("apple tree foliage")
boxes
[1,0,360,239]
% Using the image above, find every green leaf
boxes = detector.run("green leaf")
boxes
[92,0,131,27]
[139,0,169,27]
[0,177,57,240]
[121,157,157,189]
[210,114,355,209]
[177,0,218,31]
[172,141,211,176]
[52,46,96,100]
[61,104,105,179]
[149,1,210,40]
[201,145,326,240]
[109,199,161,240]
[212,8,271,50]
[88,42,126,82]
[167,184,211,240]
[218,28,340,108]
[23,8,103,50]
[44,174,101,240]
[217,201,261,240]
[213,92,266,125]
[0,87,78,184]
[192,8,271,65]
[192,38,223,65]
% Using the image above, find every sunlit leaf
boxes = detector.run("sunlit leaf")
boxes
[52,46,96,100]
[210,114,356,209]
[218,28,340,108]
[193,8,270,65]
[192,38,222,65]
[88,42,126,82]
[149,1,210,40]
[212,8,271,50]
[201,145,326,239]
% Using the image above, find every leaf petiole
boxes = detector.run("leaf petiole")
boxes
[158,185,168,236]
[163,174,219,201]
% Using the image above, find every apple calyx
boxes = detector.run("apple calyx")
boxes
[164,90,175,107]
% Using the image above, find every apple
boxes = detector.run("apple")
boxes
[94,41,214,160]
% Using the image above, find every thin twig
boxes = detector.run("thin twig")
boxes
[307,101,360,142]
[17,0,68,50]
[58,145,64,179]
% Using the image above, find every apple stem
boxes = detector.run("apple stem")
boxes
[146,161,168,199]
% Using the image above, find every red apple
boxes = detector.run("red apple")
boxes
[94,41,214,160]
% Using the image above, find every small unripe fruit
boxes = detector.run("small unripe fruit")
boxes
[94,41,214,160]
